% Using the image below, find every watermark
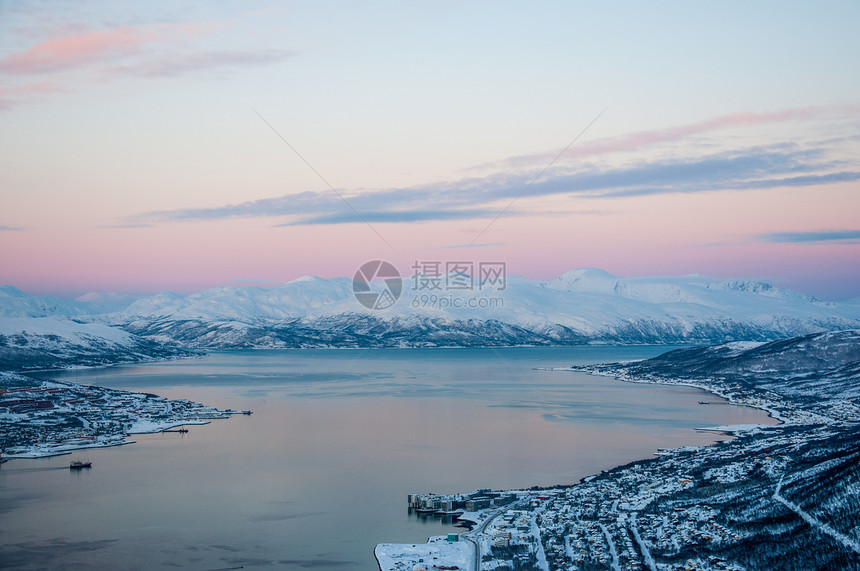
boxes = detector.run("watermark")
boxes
[410,260,507,292]
[352,260,403,310]
[353,260,506,310]
[411,294,505,310]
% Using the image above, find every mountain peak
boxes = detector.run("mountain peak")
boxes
[287,275,322,284]
[0,285,28,298]
[543,268,620,293]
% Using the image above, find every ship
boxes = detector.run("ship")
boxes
[69,461,92,469]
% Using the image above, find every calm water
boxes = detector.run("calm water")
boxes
[1,347,775,569]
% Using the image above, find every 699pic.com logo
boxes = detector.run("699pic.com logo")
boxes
[352,260,403,310]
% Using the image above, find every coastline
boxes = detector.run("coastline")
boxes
[375,367,773,571]
[0,371,239,460]
[375,360,855,571]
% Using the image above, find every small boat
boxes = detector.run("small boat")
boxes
[177,427,189,433]
[698,401,710,405]
[70,461,92,469]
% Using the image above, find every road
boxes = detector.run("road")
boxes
[461,504,511,571]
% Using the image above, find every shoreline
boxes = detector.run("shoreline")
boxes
[549,364,790,428]
[377,332,860,570]
[0,371,241,460]
[375,362,812,571]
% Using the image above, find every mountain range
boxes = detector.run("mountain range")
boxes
[2,268,859,369]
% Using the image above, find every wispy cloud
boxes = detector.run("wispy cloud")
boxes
[114,49,294,78]
[472,104,860,171]
[0,21,291,110]
[276,208,501,226]
[0,80,69,111]
[124,139,859,227]
[759,230,860,244]
[0,26,161,74]
[0,225,23,231]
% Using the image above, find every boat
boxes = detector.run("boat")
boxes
[69,461,92,469]
[698,401,710,405]
[162,426,189,433]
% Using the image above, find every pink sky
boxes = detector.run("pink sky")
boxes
[1,2,859,300]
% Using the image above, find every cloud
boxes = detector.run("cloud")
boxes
[0,225,24,231]
[124,137,858,227]
[0,22,291,78]
[0,81,69,111]
[0,22,292,111]
[474,104,860,172]
[106,48,294,78]
[276,208,500,226]
[0,26,162,74]
[759,230,860,244]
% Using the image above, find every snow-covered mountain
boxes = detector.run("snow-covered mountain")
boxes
[2,269,860,362]
[0,286,187,369]
[0,316,190,370]
[0,285,99,318]
[101,269,860,348]
[614,329,860,406]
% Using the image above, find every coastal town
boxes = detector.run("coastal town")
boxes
[0,371,245,459]
[376,333,860,571]
[380,425,858,571]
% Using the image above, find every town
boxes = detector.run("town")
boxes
[381,421,858,571]
[377,334,860,571]
[0,372,244,459]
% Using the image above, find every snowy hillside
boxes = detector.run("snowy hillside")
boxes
[0,316,191,370]
[566,331,860,569]
[102,269,860,348]
[2,269,860,354]
[0,286,98,318]
[593,329,860,418]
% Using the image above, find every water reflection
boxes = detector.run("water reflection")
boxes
[2,348,776,570]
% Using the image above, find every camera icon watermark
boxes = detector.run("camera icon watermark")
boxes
[352,260,403,310]
[353,260,506,310]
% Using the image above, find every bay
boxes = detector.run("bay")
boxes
[1,347,775,570]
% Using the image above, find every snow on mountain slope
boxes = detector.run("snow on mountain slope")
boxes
[0,286,98,318]
[3,269,860,351]
[96,269,860,348]
[73,291,139,313]
[616,329,860,405]
[0,316,191,370]
[115,277,358,321]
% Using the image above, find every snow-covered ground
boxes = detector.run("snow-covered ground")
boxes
[1,372,237,458]
[375,535,473,571]
[4,269,860,351]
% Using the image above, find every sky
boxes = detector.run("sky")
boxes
[1,1,859,300]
